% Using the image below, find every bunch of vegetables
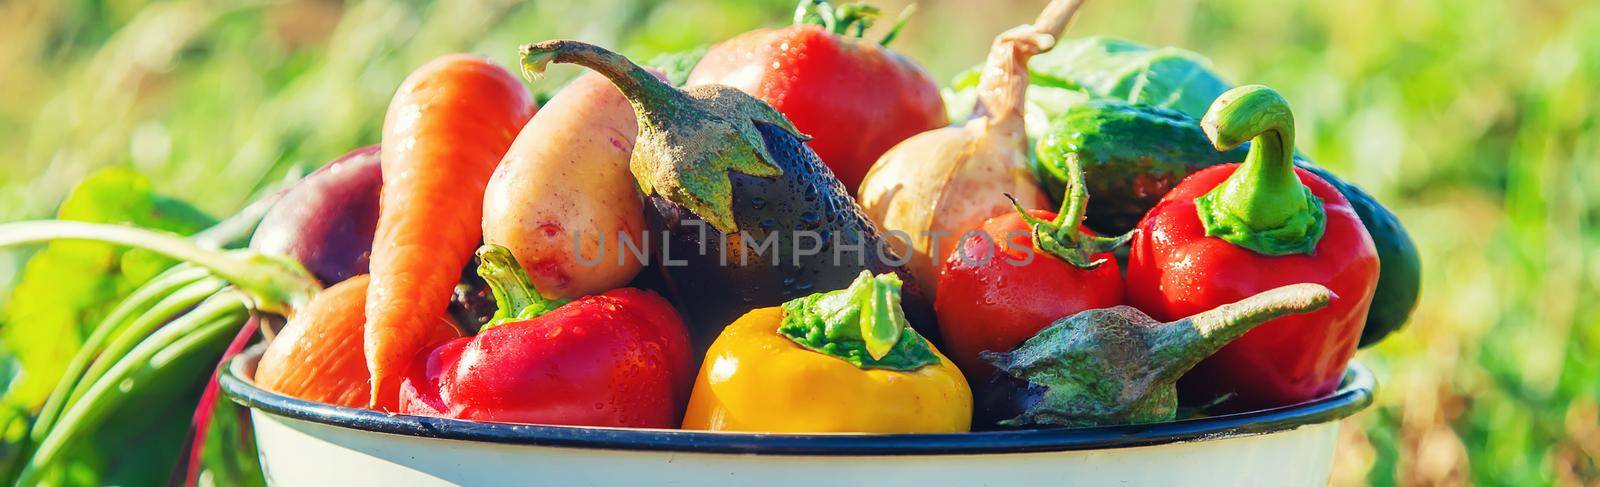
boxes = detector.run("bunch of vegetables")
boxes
[0,0,1422,482]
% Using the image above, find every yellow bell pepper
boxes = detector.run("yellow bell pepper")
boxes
[681,272,971,433]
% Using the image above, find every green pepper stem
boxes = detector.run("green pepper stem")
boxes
[776,271,938,370]
[822,270,907,360]
[475,245,570,330]
[1195,85,1326,255]
[1152,283,1334,381]
[0,220,319,316]
[519,40,690,132]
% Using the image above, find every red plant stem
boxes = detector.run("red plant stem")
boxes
[174,313,261,487]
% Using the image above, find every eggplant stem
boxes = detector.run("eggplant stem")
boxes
[1152,283,1335,381]
[0,220,319,316]
[519,40,688,132]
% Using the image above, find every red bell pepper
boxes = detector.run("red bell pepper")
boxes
[686,0,945,193]
[934,154,1130,378]
[1125,85,1380,410]
[398,245,692,427]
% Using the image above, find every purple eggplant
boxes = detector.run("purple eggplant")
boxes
[518,41,935,344]
[249,146,382,285]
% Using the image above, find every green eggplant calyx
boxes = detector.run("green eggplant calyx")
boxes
[778,271,939,371]
[794,0,883,39]
[520,39,801,234]
[1195,85,1326,256]
[0,220,319,316]
[1006,150,1132,269]
[985,283,1333,427]
[475,244,570,331]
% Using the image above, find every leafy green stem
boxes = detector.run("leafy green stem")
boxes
[67,278,230,407]
[12,292,248,487]
[192,185,285,250]
[27,265,210,441]
[0,220,319,316]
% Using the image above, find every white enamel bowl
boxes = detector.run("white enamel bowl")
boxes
[221,348,1373,486]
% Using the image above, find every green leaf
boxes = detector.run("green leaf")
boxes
[0,168,214,413]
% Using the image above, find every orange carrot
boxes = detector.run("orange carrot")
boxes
[366,55,536,407]
[257,276,460,409]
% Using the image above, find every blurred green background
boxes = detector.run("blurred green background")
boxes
[0,0,1595,485]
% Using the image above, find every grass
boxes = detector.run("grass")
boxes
[1,0,1597,484]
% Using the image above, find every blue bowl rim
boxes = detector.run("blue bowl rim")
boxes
[220,347,1374,456]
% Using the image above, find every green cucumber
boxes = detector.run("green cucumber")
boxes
[1034,101,1248,234]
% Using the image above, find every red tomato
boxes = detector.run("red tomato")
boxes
[935,210,1124,378]
[688,24,945,193]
